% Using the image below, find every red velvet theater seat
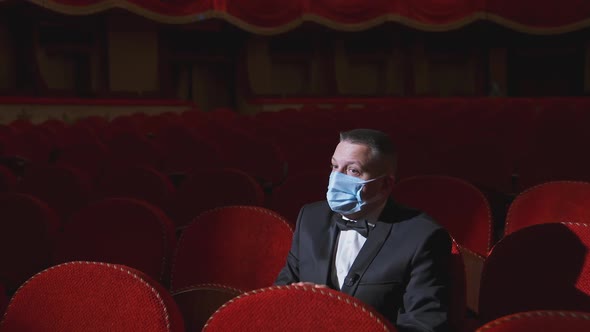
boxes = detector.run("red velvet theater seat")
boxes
[478,223,590,324]
[0,283,6,316]
[0,193,59,293]
[476,311,590,332]
[172,284,242,331]
[96,165,175,210]
[202,285,397,331]
[267,170,330,225]
[156,125,222,175]
[54,198,176,283]
[0,164,16,192]
[0,261,184,332]
[391,175,493,258]
[17,164,92,221]
[505,181,590,236]
[106,132,163,169]
[166,168,265,228]
[170,206,292,292]
[56,136,111,181]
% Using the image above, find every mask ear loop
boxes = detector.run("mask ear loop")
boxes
[356,174,388,204]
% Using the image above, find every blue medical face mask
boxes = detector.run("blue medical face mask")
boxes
[326,171,386,215]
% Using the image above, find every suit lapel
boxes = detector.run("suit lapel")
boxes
[315,212,340,285]
[340,200,397,295]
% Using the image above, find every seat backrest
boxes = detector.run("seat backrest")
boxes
[106,132,163,169]
[172,284,242,332]
[170,206,292,292]
[97,165,175,209]
[156,125,222,174]
[267,170,330,225]
[392,175,492,257]
[17,164,92,221]
[0,283,6,316]
[0,261,184,332]
[54,198,176,283]
[479,222,590,323]
[167,168,265,228]
[450,241,467,332]
[203,285,397,331]
[0,193,59,292]
[505,181,590,236]
[56,137,110,181]
[0,164,16,192]
[476,311,590,332]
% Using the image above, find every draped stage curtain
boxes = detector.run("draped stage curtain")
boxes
[29,0,590,34]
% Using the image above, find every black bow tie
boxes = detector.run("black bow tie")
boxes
[335,218,373,238]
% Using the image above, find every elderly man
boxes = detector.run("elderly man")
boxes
[276,128,452,332]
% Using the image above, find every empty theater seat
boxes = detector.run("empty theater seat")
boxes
[170,206,292,292]
[17,164,92,221]
[166,169,265,228]
[54,198,176,283]
[392,175,493,258]
[478,223,590,324]
[0,193,59,293]
[505,181,590,236]
[172,284,242,331]
[202,285,397,331]
[475,311,590,332]
[96,165,175,210]
[0,261,184,332]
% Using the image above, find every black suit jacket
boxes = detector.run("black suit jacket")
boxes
[275,199,452,332]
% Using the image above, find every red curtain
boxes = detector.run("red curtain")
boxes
[29,0,590,34]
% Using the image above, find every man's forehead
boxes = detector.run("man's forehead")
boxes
[333,142,379,165]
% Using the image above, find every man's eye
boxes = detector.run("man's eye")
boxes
[348,169,360,175]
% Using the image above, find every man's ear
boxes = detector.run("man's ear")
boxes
[383,174,395,190]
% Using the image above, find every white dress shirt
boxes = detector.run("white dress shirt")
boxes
[333,202,386,289]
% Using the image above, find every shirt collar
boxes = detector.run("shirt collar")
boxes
[341,200,387,226]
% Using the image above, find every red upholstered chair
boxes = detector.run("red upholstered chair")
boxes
[215,129,287,189]
[170,206,292,292]
[0,261,184,332]
[106,132,163,169]
[478,223,590,324]
[73,116,109,137]
[14,128,55,163]
[166,168,265,228]
[0,164,16,192]
[172,284,242,331]
[202,285,397,331]
[279,136,339,178]
[143,112,182,135]
[96,165,175,210]
[104,114,144,141]
[267,170,330,225]
[476,311,590,332]
[17,164,92,221]
[0,283,6,316]
[0,193,59,293]
[505,181,590,236]
[156,125,222,174]
[391,175,492,258]
[56,137,111,182]
[392,176,491,314]
[54,198,176,283]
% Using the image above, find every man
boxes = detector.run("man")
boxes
[275,129,452,332]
